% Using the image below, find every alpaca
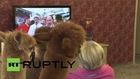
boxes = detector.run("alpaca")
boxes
[0,31,36,79]
[34,21,86,79]
[26,26,52,79]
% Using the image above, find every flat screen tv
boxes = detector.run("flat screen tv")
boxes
[13,6,71,36]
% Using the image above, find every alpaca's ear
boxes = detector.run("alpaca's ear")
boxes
[62,37,71,49]
[14,32,22,45]
[33,33,52,41]
[75,45,81,57]
[0,31,6,41]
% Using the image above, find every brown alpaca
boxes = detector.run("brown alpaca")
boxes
[34,21,86,79]
[0,31,36,79]
[26,27,52,79]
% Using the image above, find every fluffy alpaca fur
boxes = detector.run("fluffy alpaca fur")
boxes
[34,21,86,79]
[0,31,36,79]
[26,26,52,79]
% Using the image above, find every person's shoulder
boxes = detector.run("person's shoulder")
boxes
[16,24,24,29]
[68,70,77,75]
[38,23,43,26]
[67,70,77,79]
[67,68,81,76]
[104,64,115,79]
[20,24,26,26]
[29,24,35,29]
[30,24,35,27]
[17,24,23,27]
[106,64,114,71]
[103,64,114,78]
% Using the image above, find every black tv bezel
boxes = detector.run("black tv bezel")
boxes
[12,5,71,29]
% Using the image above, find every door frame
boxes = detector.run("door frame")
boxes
[133,0,138,64]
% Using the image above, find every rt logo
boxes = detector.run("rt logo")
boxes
[7,58,20,72]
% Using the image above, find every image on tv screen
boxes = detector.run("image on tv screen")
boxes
[13,6,71,36]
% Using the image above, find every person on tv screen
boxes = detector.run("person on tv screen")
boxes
[44,15,54,27]
[16,16,30,33]
[28,16,43,36]
[54,14,63,25]
[30,20,34,26]
[67,41,114,79]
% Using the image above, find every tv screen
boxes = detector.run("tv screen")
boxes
[13,6,71,36]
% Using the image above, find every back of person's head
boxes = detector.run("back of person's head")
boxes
[77,41,105,70]
[30,20,34,25]
[55,15,63,22]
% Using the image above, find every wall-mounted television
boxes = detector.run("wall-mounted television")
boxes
[13,5,71,36]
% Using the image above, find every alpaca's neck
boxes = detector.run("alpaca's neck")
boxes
[37,48,46,60]
[1,42,27,79]
[39,50,73,79]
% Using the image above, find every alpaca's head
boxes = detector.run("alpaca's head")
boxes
[34,26,52,50]
[0,31,36,59]
[33,26,52,58]
[34,22,86,59]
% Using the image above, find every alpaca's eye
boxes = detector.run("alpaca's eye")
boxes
[29,47,33,50]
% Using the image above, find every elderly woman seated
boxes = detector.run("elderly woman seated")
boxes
[67,41,114,79]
